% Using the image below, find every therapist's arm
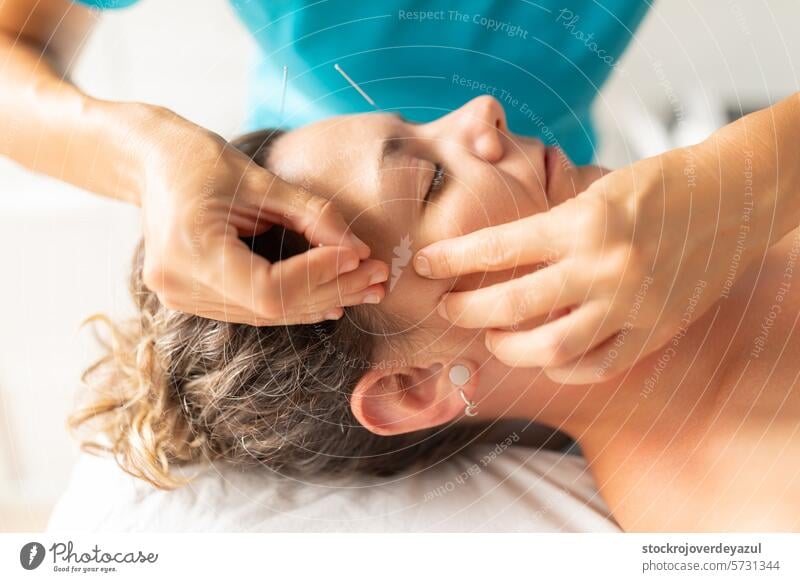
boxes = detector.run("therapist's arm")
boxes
[413,92,800,384]
[0,0,387,325]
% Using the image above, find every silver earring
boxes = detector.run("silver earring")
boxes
[449,364,476,417]
[458,389,478,417]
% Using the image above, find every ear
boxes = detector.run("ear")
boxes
[350,361,479,436]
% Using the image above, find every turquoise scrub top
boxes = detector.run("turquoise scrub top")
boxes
[74,0,650,164]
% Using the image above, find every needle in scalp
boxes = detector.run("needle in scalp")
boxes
[334,63,379,109]
[279,65,289,119]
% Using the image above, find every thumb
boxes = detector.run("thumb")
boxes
[248,172,371,259]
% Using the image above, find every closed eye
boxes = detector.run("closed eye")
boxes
[424,163,445,202]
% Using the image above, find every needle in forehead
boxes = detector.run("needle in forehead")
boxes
[334,63,379,109]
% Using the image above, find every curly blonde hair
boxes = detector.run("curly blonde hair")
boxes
[68,130,484,490]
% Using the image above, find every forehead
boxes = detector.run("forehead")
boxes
[266,113,418,267]
[268,113,394,188]
[267,114,449,330]
[266,113,416,258]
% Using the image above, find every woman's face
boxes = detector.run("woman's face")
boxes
[268,96,602,347]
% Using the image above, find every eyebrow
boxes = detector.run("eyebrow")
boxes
[376,136,403,195]
[380,135,403,163]
[376,113,422,189]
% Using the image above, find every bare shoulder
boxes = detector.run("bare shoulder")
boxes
[586,418,800,531]
[585,231,800,531]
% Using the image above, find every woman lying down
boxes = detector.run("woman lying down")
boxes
[70,96,800,532]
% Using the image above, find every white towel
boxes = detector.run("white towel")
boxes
[46,446,619,532]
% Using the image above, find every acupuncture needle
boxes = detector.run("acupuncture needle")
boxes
[279,64,288,119]
[334,63,379,109]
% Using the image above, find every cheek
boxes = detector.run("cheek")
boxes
[427,178,537,241]
[380,273,451,332]
[351,200,417,266]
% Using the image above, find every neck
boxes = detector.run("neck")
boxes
[477,364,613,433]
[478,355,715,443]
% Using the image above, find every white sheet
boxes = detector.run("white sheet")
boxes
[46,446,620,532]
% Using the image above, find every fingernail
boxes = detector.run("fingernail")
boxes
[338,256,359,274]
[325,309,343,320]
[362,293,381,305]
[436,300,448,319]
[369,270,388,285]
[415,255,431,277]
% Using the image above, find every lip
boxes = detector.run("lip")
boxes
[544,146,557,198]
[510,136,550,204]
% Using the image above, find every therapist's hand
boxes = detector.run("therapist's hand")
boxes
[140,113,387,326]
[413,142,768,384]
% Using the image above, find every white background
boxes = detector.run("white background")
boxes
[2,0,800,531]
[1,533,798,581]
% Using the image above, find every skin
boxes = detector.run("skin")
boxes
[415,93,800,385]
[5,0,796,530]
[7,0,798,373]
[268,96,800,531]
[0,0,385,326]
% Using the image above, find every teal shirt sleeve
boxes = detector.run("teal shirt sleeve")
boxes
[71,0,139,9]
[234,0,649,165]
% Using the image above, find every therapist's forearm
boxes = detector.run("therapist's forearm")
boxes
[0,32,178,206]
[696,92,800,247]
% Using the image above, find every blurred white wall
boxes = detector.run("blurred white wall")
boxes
[1,0,799,531]
[0,0,257,531]
[596,0,800,166]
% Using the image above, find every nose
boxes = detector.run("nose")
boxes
[432,95,507,163]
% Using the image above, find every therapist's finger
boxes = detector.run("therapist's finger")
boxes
[199,302,338,326]
[323,283,387,310]
[542,327,658,385]
[302,259,389,307]
[437,261,586,328]
[413,213,562,279]
[267,245,380,310]
[484,301,614,368]
[222,258,387,325]
[212,237,354,320]
[240,310,346,326]
[160,294,336,325]
[242,173,371,259]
